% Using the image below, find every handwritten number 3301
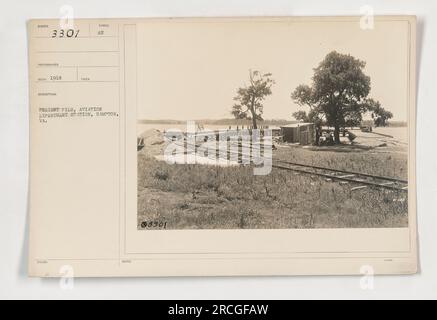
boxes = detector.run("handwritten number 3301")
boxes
[51,29,80,38]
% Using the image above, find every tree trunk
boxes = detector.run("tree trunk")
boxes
[252,117,257,129]
[250,106,258,129]
[334,124,340,144]
[315,127,320,146]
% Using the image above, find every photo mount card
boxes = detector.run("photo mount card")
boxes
[28,16,417,277]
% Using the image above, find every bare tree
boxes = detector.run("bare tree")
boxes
[231,70,275,129]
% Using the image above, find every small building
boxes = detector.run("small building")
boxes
[266,126,281,137]
[280,123,315,145]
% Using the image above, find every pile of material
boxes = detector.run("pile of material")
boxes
[137,129,166,157]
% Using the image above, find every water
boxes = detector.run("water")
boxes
[137,123,281,135]
[138,123,408,143]
[373,127,408,143]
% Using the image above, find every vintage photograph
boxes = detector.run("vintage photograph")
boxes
[137,19,410,230]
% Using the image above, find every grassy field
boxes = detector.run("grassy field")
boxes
[137,147,408,229]
[274,145,408,180]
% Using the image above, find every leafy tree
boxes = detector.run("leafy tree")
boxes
[292,110,310,122]
[292,109,323,125]
[292,105,324,145]
[231,70,275,129]
[344,111,363,129]
[291,51,383,144]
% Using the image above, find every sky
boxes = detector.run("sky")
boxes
[137,18,410,121]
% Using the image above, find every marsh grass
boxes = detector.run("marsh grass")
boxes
[274,146,408,180]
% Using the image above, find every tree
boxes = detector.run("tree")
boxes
[291,51,383,144]
[292,108,324,145]
[292,110,310,122]
[344,110,363,129]
[231,70,275,129]
[367,99,393,127]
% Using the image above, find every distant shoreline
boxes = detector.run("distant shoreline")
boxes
[137,119,299,126]
[137,119,407,127]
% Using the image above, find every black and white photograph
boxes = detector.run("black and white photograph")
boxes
[137,18,411,230]
[4,0,437,299]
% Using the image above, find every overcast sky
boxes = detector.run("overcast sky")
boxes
[137,18,410,121]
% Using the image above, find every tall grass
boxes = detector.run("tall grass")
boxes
[275,147,408,179]
[138,153,408,230]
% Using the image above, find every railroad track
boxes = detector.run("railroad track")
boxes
[272,160,408,192]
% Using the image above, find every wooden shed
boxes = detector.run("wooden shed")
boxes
[280,123,315,145]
